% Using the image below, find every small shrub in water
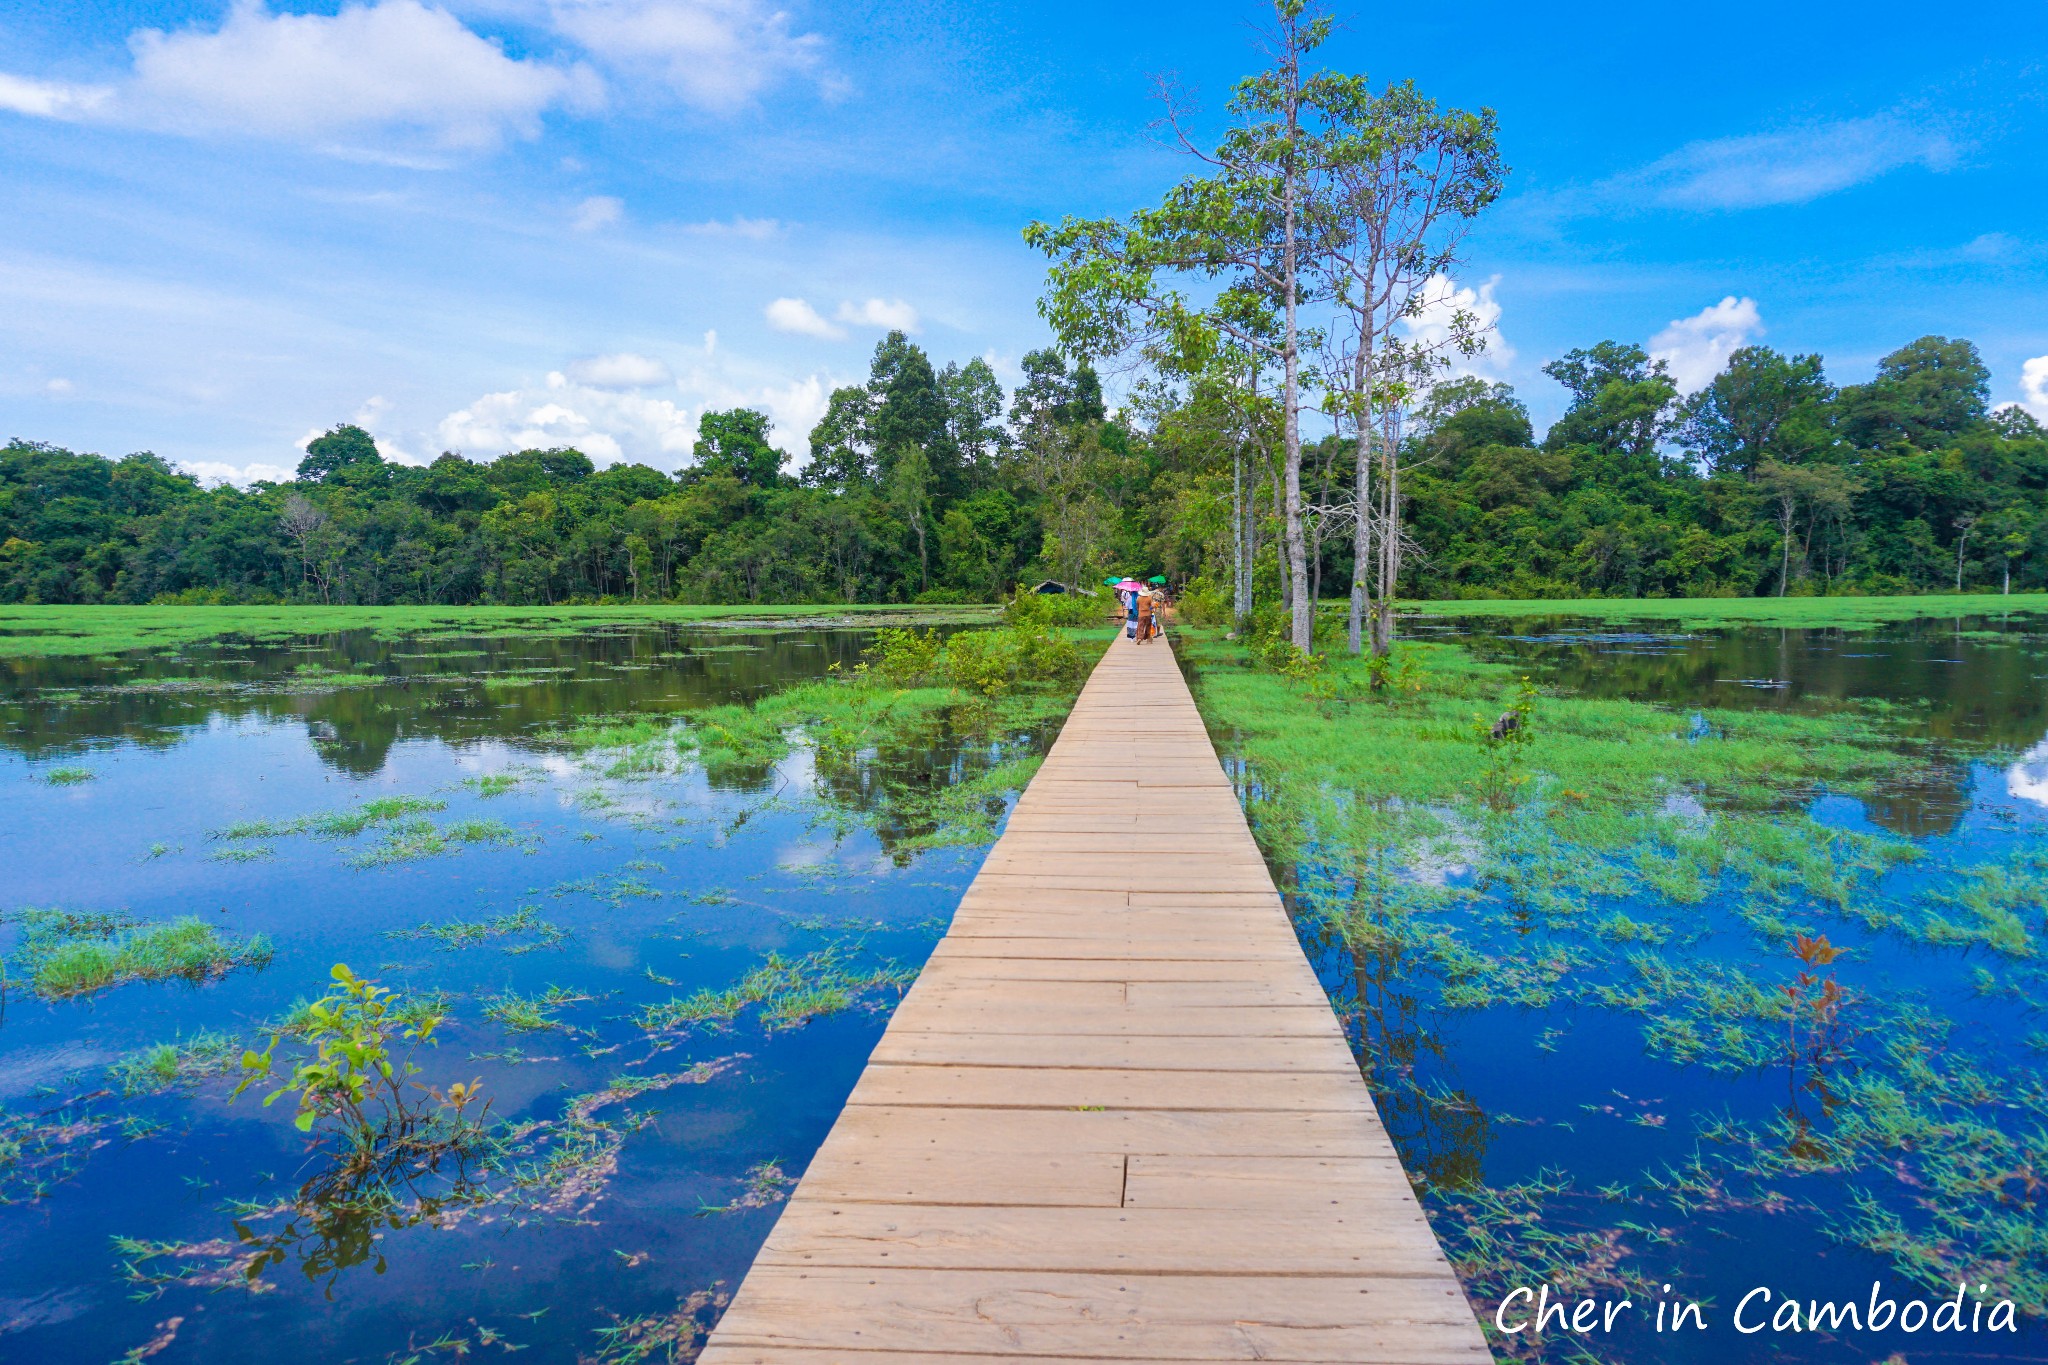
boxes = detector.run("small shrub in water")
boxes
[866,626,944,684]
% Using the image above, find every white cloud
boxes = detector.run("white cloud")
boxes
[44,377,74,396]
[2014,355,2048,423]
[1399,273,1513,376]
[1635,116,1955,211]
[438,369,696,465]
[565,351,671,387]
[765,297,845,340]
[178,459,300,487]
[545,0,824,111]
[572,194,624,231]
[1,1,596,153]
[1650,296,1764,394]
[836,297,919,332]
[757,374,831,457]
[0,73,113,120]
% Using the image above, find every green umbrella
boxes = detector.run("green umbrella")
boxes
[1148,575,1167,584]
[1102,576,1120,586]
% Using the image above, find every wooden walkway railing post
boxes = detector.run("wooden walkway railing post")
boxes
[700,633,1490,1363]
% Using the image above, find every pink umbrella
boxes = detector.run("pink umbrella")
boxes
[1115,579,1144,592]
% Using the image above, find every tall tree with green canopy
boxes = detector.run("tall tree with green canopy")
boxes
[805,386,877,488]
[1838,335,1992,449]
[867,331,959,497]
[1316,76,1504,657]
[1676,346,1832,478]
[1028,0,1356,652]
[298,424,383,483]
[938,357,1011,484]
[692,409,785,487]
[1544,342,1679,460]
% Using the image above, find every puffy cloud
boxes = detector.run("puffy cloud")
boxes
[764,297,845,340]
[177,459,300,487]
[1650,296,1764,393]
[1,0,596,153]
[1398,274,1513,376]
[572,194,624,231]
[437,369,697,465]
[435,342,847,470]
[1635,117,1955,211]
[756,374,831,457]
[2017,355,2048,422]
[565,351,671,387]
[545,0,824,111]
[45,377,75,396]
[836,297,919,332]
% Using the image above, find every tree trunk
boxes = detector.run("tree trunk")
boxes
[1272,470,1291,621]
[1347,349,1373,656]
[1370,413,1400,657]
[1231,449,1244,628]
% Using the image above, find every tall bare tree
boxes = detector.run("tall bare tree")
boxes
[1317,81,1503,655]
[1029,0,1351,652]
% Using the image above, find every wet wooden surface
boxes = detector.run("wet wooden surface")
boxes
[699,632,1488,1364]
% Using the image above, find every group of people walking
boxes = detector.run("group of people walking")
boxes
[1120,581,1167,644]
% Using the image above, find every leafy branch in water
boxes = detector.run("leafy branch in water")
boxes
[234,963,489,1148]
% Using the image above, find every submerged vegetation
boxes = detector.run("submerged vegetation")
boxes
[1183,622,2048,1345]
[0,612,1090,1362]
[3,909,272,999]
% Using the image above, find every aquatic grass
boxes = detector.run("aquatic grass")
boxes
[387,905,569,953]
[211,795,447,843]
[348,817,524,867]
[462,773,525,797]
[0,603,979,660]
[109,1033,239,1095]
[41,766,95,785]
[207,845,275,863]
[636,946,913,1034]
[7,911,272,999]
[1183,626,2048,1324]
[482,986,591,1034]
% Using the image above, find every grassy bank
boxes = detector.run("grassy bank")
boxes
[0,603,998,660]
[1391,590,2048,628]
[1179,628,2047,1338]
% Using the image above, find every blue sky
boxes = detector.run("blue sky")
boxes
[3,0,2044,483]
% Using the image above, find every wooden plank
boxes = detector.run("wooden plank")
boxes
[869,1031,1358,1073]
[847,1064,1377,1112]
[700,632,1488,1363]
[754,1203,1452,1273]
[706,1268,1491,1362]
[883,1005,1348,1038]
[795,1148,1127,1208]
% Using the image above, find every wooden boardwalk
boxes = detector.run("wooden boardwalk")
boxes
[699,633,1489,1364]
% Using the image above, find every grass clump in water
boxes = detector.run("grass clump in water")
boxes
[41,766,95,785]
[387,904,568,954]
[109,1033,240,1095]
[482,985,592,1034]
[5,910,272,999]
[636,945,913,1034]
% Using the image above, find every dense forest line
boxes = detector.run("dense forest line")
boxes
[3,328,2045,611]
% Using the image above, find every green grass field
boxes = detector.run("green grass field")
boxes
[1388,590,2048,628]
[0,602,997,659]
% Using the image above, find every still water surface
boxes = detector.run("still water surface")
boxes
[0,623,1039,1363]
[1253,615,2048,1363]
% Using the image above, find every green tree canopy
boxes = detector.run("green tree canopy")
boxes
[692,409,785,487]
[297,425,383,483]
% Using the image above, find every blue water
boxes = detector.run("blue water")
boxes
[0,623,1042,1363]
